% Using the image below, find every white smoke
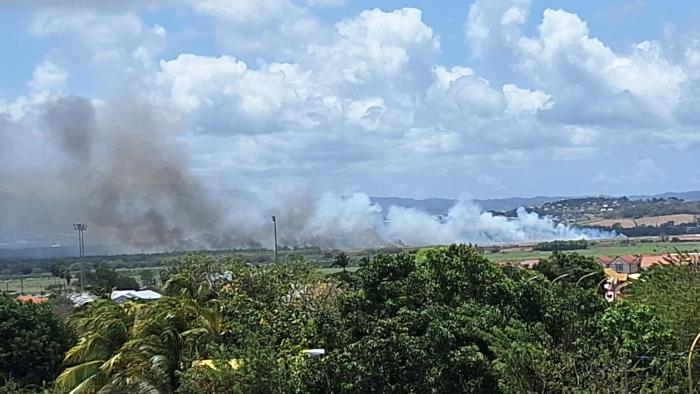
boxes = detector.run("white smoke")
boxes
[213,191,616,250]
[385,202,613,246]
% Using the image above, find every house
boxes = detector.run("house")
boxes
[69,292,98,308]
[110,289,161,304]
[597,255,641,274]
[518,259,540,269]
[16,295,49,304]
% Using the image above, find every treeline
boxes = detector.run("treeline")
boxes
[617,200,700,219]
[587,223,700,237]
[0,246,392,277]
[2,246,698,393]
[0,254,164,277]
[533,239,589,251]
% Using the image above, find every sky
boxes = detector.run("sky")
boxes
[2,0,700,202]
[0,0,700,205]
[3,0,700,250]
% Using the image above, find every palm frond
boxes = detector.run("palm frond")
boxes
[64,335,113,364]
[55,360,105,393]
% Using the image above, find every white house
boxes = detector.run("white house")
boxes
[110,289,162,304]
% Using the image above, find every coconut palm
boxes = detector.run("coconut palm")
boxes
[330,251,351,272]
[54,300,136,393]
[56,296,222,394]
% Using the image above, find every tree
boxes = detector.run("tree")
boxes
[330,251,350,272]
[626,261,700,348]
[85,268,139,294]
[53,247,693,393]
[50,264,72,289]
[0,296,73,387]
[56,255,225,394]
[303,245,686,393]
[140,270,155,287]
[534,251,603,288]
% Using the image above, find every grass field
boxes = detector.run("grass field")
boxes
[1,275,58,294]
[485,240,700,263]
[0,270,160,294]
[580,214,698,227]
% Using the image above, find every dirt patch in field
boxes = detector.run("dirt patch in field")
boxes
[581,214,698,228]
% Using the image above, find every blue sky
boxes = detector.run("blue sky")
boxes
[1,0,700,203]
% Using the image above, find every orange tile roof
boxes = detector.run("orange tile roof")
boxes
[641,253,700,268]
[518,259,540,269]
[597,255,640,265]
[597,256,615,265]
[640,255,669,269]
[16,295,49,304]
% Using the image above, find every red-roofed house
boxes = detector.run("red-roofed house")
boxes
[16,295,49,304]
[596,255,641,274]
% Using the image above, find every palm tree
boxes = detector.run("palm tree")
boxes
[50,263,72,292]
[330,251,351,272]
[54,300,136,393]
[56,295,223,393]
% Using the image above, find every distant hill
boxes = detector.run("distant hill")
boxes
[371,196,569,216]
[0,244,111,260]
[371,191,700,216]
[629,191,700,201]
[0,246,77,260]
[474,196,569,212]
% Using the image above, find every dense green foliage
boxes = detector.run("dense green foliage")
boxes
[534,251,603,288]
[0,296,73,388]
[5,245,699,393]
[304,246,683,393]
[85,267,140,294]
[627,259,700,348]
[533,239,589,251]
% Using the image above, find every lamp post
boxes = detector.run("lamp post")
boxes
[551,273,570,284]
[73,224,87,291]
[575,271,599,286]
[271,216,278,263]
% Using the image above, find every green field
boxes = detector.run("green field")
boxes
[0,270,159,294]
[484,240,700,263]
[1,275,57,294]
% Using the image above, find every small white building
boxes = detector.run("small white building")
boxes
[110,289,162,304]
[69,292,98,308]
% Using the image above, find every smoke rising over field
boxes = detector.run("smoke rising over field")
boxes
[0,96,614,253]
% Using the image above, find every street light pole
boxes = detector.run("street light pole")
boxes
[73,224,87,291]
[271,216,278,263]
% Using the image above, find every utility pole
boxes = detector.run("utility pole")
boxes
[271,216,278,263]
[73,224,87,291]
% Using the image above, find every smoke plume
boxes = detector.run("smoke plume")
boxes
[0,95,614,253]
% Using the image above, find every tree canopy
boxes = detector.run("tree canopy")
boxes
[9,245,697,393]
[0,296,73,388]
